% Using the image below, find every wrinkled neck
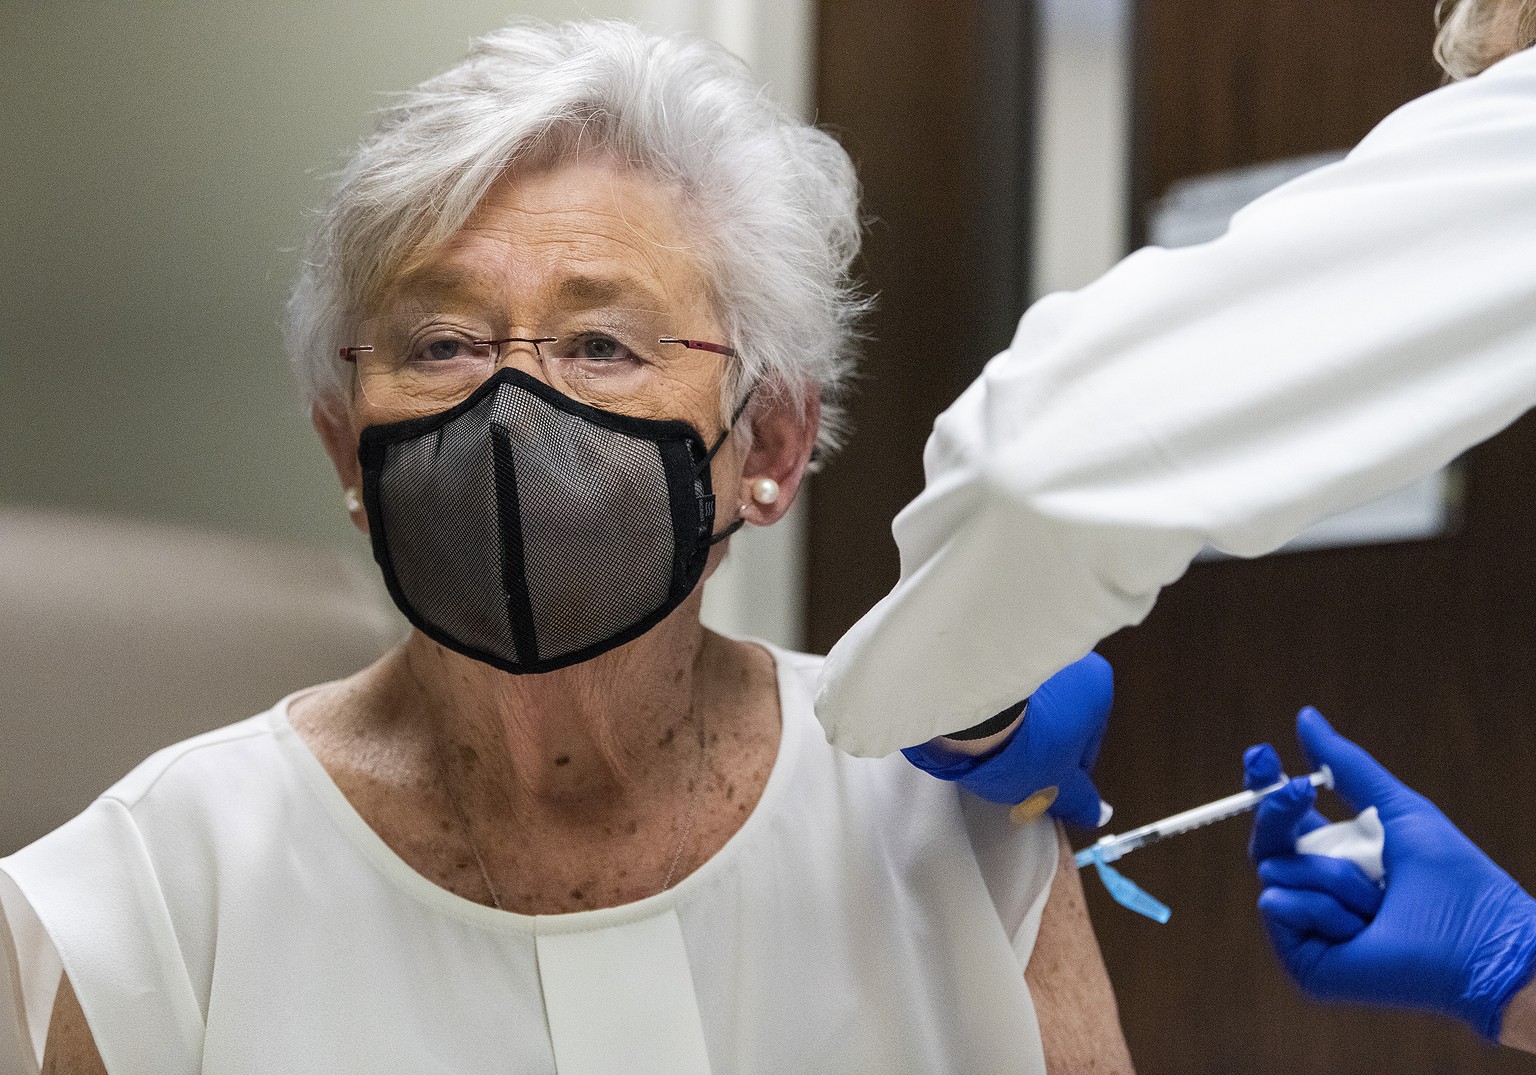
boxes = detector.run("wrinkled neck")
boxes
[397,591,711,819]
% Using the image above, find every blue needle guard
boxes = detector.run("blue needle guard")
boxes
[1082,847,1172,924]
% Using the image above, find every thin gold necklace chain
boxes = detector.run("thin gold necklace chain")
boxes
[432,709,710,911]
[432,730,506,911]
[659,712,710,893]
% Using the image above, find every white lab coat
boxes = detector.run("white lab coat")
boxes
[817,47,1536,759]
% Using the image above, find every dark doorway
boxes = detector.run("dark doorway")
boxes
[810,0,1036,654]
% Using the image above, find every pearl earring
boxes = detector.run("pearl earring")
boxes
[344,487,362,514]
[750,477,780,506]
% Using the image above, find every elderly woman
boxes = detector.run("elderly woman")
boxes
[0,21,1131,1075]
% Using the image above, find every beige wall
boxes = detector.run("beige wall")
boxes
[1030,0,1134,301]
[1,0,812,646]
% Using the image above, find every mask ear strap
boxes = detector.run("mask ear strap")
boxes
[699,384,759,545]
[708,517,746,546]
[697,384,758,473]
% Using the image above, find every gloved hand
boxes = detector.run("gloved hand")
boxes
[1246,706,1536,1041]
[901,652,1111,828]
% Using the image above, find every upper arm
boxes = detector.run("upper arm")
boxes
[41,973,106,1075]
[1025,824,1134,1075]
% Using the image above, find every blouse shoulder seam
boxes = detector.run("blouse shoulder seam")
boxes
[102,717,276,812]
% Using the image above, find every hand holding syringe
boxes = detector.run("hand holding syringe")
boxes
[1075,766,1334,922]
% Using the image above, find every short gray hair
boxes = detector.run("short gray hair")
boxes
[286,20,866,458]
[1436,0,1536,79]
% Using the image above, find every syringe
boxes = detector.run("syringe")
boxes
[1074,766,1334,870]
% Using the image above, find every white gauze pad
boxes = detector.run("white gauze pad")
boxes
[1295,806,1386,885]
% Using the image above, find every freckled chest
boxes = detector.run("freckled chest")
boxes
[305,672,781,916]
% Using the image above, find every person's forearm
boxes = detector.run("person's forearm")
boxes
[1500,977,1536,1053]
[936,713,1023,757]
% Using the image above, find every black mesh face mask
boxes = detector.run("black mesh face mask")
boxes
[357,366,748,674]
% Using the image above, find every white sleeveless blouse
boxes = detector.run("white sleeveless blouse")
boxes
[0,646,1057,1074]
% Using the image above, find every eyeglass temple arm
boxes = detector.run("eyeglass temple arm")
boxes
[659,337,738,358]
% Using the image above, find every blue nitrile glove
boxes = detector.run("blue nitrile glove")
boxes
[1245,706,1536,1041]
[901,652,1111,828]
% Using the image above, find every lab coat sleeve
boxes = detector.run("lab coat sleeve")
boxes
[817,48,1536,758]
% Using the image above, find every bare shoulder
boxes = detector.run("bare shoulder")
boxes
[41,973,107,1075]
[1026,824,1135,1075]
